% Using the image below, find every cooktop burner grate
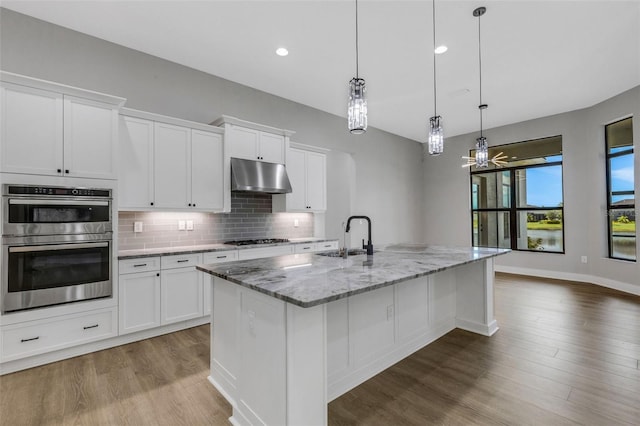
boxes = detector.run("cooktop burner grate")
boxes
[224,238,290,246]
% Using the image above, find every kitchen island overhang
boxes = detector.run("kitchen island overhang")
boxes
[198,244,509,426]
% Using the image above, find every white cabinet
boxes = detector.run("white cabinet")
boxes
[273,144,328,212]
[293,241,338,253]
[118,257,161,334]
[202,250,238,316]
[0,73,124,179]
[119,109,225,211]
[118,116,154,208]
[160,253,203,325]
[226,125,285,164]
[238,245,293,260]
[1,307,117,363]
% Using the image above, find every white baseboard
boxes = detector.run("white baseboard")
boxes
[494,265,640,296]
[456,318,499,337]
[0,316,210,375]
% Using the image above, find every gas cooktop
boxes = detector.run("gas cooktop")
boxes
[224,238,290,246]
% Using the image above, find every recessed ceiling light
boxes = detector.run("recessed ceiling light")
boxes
[434,45,448,54]
[276,47,289,57]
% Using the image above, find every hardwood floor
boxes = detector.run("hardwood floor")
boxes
[1,273,639,425]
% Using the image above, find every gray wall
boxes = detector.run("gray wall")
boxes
[0,8,425,246]
[422,85,640,290]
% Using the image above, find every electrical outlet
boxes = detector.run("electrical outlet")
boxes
[581,256,588,264]
[178,220,186,231]
[133,221,143,233]
[294,219,299,227]
[386,305,394,320]
[186,220,194,231]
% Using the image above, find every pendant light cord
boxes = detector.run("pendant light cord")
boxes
[355,0,359,78]
[478,9,483,138]
[432,0,437,116]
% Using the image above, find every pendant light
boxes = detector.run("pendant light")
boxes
[474,6,489,168]
[428,0,444,155]
[348,0,367,134]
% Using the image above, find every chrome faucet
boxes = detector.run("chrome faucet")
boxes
[345,215,373,255]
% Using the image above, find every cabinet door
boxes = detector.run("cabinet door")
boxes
[154,122,190,209]
[119,271,161,335]
[161,267,203,324]
[119,116,154,209]
[191,130,224,210]
[228,125,259,160]
[286,148,307,211]
[63,96,118,179]
[305,151,327,211]
[0,83,63,176]
[259,132,285,164]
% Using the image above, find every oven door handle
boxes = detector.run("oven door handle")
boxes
[9,199,109,207]
[9,242,109,253]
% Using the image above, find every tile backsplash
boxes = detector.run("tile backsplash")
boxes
[118,193,314,250]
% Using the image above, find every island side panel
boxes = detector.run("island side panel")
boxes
[211,277,328,426]
[327,273,457,401]
[454,258,498,336]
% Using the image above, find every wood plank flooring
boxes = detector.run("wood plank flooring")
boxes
[1,273,639,425]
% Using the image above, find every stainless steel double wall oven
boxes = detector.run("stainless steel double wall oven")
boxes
[2,184,113,313]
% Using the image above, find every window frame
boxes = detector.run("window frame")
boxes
[605,117,635,262]
[469,141,565,254]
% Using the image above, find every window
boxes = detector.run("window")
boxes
[470,136,564,253]
[606,117,635,261]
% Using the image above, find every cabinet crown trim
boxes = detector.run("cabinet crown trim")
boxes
[1,71,126,107]
[290,142,330,154]
[121,107,224,134]
[211,115,295,137]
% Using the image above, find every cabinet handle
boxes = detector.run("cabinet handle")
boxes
[157,273,160,277]
[83,324,99,330]
[216,255,227,259]
[65,169,70,174]
[324,245,332,248]
[177,259,189,263]
[193,203,196,207]
[188,203,192,207]
[302,247,311,250]
[150,202,154,206]
[21,336,40,343]
[133,263,147,267]
[57,169,62,173]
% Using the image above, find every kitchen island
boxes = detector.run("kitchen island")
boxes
[197,244,509,426]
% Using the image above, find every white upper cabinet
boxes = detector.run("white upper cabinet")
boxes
[226,124,285,164]
[118,108,226,212]
[212,115,294,165]
[154,122,191,209]
[0,72,125,179]
[191,129,224,211]
[273,143,328,212]
[118,116,154,209]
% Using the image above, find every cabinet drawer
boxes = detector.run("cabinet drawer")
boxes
[203,250,238,264]
[294,243,316,253]
[119,257,160,274]
[316,241,339,251]
[1,307,117,362]
[161,253,202,270]
[238,245,293,260]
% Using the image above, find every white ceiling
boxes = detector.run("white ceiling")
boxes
[2,0,639,142]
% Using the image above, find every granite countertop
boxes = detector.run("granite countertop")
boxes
[118,238,338,260]
[197,244,510,308]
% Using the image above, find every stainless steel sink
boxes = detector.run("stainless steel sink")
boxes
[315,248,368,257]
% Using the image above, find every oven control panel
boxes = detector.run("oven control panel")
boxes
[4,185,111,198]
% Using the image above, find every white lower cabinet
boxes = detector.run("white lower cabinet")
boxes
[293,241,338,253]
[202,250,238,316]
[118,257,161,335]
[1,307,117,363]
[160,260,203,324]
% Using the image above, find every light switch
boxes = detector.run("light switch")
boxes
[178,220,186,230]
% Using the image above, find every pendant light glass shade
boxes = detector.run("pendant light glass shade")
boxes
[348,77,367,134]
[428,115,444,155]
[475,136,489,168]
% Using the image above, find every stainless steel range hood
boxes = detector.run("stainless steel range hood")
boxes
[230,157,292,194]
